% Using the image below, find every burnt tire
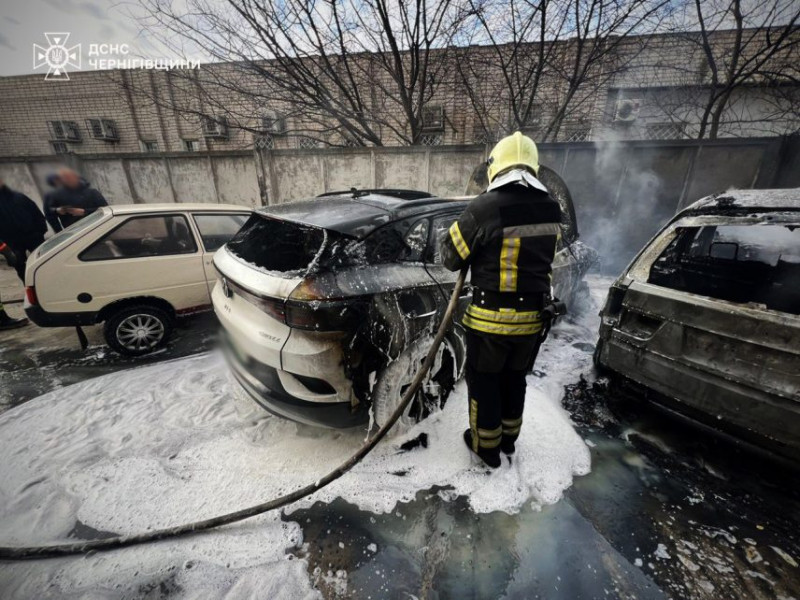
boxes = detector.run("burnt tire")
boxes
[371,334,460,433]
[104,304,173,356]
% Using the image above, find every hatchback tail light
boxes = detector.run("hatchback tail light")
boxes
[25,286,38,305]
[603,283,627,317]
[284,299,365,331]
[256,296,286,323]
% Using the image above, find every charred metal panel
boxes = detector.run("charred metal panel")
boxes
[597,190,800,462]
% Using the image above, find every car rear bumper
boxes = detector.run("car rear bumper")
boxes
[222,339,369,429]
[24,305,98,327]
[597,336,800,462]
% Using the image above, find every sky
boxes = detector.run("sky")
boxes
[0,0,186,76]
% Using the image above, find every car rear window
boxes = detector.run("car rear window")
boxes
[36,209,107,256]
[648,223,800,315]
[226,214,411,277]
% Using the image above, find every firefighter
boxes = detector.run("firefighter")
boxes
[440,131,561,468]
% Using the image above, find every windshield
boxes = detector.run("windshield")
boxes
[36,210,108,257]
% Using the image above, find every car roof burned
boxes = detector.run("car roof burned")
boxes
[682,188,800,217]
[259,192,468,238]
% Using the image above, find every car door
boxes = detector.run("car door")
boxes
[190,212,251,296]
[58,213,208,314]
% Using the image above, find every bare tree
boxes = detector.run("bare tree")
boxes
[687,0,799,138]
[138,0,470,146]
[452,0,670,142]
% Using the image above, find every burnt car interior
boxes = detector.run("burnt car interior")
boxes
[228,209,453,277]
[648,223,800,315]
[227,215,332,273]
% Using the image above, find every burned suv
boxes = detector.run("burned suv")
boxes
[595,189,800,462]
[214,187,594,429]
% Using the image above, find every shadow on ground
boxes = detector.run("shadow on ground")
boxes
[0,304,218,411]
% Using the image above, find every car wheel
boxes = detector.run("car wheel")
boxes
[371,334,460,432]
[104,304,173,356]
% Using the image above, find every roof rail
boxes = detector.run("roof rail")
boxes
[391,196,470,213]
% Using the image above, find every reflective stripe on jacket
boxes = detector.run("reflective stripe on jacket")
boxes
[439,182,561,335]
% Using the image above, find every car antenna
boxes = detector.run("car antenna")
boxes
[350,187,368,198]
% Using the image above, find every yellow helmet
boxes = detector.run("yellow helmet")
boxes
[487,131,539,182]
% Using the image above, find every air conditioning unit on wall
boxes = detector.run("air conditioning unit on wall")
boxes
[202,115,229,139]
[614,99,641,123]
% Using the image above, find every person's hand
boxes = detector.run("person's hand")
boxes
[56,206,68,215]
[66,207,86,216]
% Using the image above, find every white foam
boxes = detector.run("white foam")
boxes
[0,276,611,597]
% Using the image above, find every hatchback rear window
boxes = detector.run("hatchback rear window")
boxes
[649,223,800,315]
[227,214,410,276]
[37,209,106,256]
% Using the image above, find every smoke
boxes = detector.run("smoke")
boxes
[583,132,665,275]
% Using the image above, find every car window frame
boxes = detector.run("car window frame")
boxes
[78,213,199,262]
[426,210,463,264]
[37,209,109,257]
[399,217,431,263]
[190,211,251,253]
[646,221,800,315]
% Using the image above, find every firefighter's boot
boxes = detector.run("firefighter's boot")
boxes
[500,417,522,455]
[463,429,501,469]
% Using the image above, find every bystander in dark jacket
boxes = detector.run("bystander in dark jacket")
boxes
[45,168,108,230]
[42,173,64,232]
[0,181,47,281]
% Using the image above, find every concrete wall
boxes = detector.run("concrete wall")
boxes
[1,138,796,270]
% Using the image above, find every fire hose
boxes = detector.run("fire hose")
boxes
[0,269,566,560]
[0,269,468,560]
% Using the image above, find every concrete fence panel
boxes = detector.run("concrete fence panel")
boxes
[272,152,325,203]
[81,159,134,205]
[323,152,373,193]
[125,159,174,204]
[212,155,260,207]
[429,149,485,197]
[374,151,428,191]
[169,157,218,204]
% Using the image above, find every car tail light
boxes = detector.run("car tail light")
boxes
[256,296,286,323]
[25,286,38,305]
[284,299,365,331]
[603,283,627,317]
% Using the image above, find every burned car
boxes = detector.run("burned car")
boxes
[595,189,800,462]
[213,180,595,429]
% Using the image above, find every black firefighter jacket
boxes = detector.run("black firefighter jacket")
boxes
[439,181,561,336]
[0,185,47,248]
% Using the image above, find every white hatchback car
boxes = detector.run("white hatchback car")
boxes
[24,203,251,355]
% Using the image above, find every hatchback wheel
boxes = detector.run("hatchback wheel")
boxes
[104,304,173,356]
[372,334,461,432]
